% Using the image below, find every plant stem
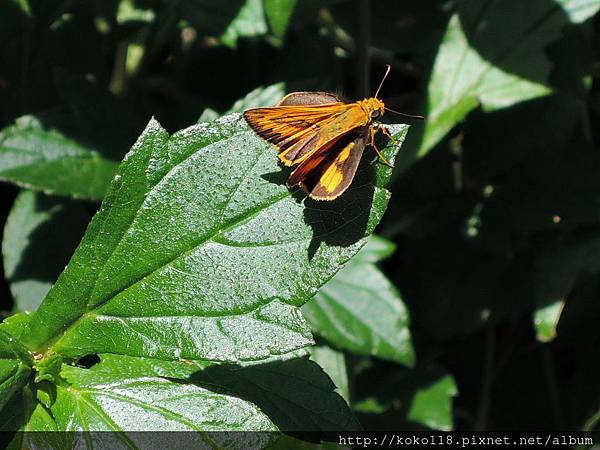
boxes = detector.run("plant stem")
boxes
[541,345,564,429]
[474,327,495,430]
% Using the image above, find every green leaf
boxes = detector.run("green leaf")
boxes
[0,329,32,412]
[227,82,286,112]
[198,82,286,124]
[46,353,358,434]
[117,0,155,25]
[355,365,458,431]
[534,300,565,343]
[0,386,61,450]
[189,356,361,432]
[24,115,406,363]
[352,234,396,263]
[302,236,414,365]
[403,369,457,431]
[2,190,88,312]
[419,0,600,156]
[264,0,297,40]
[534,234,600,342]
[308,344,349,403]
[197,108,220,124]
[0,312,33,341]
[178,0,269,49]
[0,116,118,200]
[51,363,277,436]
[221,0,268,48]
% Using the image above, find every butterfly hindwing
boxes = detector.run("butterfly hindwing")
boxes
[290,128,368,201]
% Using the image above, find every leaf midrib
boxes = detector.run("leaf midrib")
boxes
[75,386,254,436]
[46,190,293,355]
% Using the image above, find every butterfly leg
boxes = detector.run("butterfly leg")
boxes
[369,126,395,168]
[376,124,399,146]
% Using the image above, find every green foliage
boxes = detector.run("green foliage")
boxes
[0,116,117,200]
[2,191,88,312]
[413,0,600,159]
[302,236,415,365]
[21,116,401,362]
[0,0,599,444]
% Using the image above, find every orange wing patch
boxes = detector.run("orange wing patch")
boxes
[243,104,364,166]
[291,129,368,201]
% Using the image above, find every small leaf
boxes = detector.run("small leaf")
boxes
[0,329,32,412]
[0,312,33,341]
[24,115,406,363]
[419,0,600,156]
[303,236,414,365]
[534,233,600,342]
[308,344,349,403]
[0,116,118,200]
[2,190,88,312]
[220,0,268,48]
[0,386,61,449]
[264,0,297,40]
[534,300,565,343]
[227,82,286,112]
[404,369,457,431]
[197,108,220,124]
[198,82,286,124]
[355,365,458,431]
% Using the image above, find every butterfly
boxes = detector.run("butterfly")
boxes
[243,65,422,200]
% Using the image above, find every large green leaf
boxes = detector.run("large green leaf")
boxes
[2,190,88,312]
[0,116,118,200]
[189,356,360,432]
[302,236,414,365]
[41,352,358,438]
[23,115,406,363]
[418,0,600,156]
[53,363,275,435]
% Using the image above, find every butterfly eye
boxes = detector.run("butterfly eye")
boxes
[371,110,381,119]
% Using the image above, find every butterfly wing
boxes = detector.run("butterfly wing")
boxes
[277,92,341,106]
[289,128,368,201]
[244,103,348,165]
[244,92,368,167]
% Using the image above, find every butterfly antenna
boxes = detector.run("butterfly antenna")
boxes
[373,64,391,99]
[384,107,425,120]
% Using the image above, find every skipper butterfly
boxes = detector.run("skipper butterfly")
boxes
[243,65,422,200]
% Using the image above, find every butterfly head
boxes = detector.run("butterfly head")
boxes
[361,97,385,121]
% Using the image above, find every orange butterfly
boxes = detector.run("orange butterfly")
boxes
[243,65,422,200]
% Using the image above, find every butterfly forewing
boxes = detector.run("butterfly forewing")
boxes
[244,102,368,168]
